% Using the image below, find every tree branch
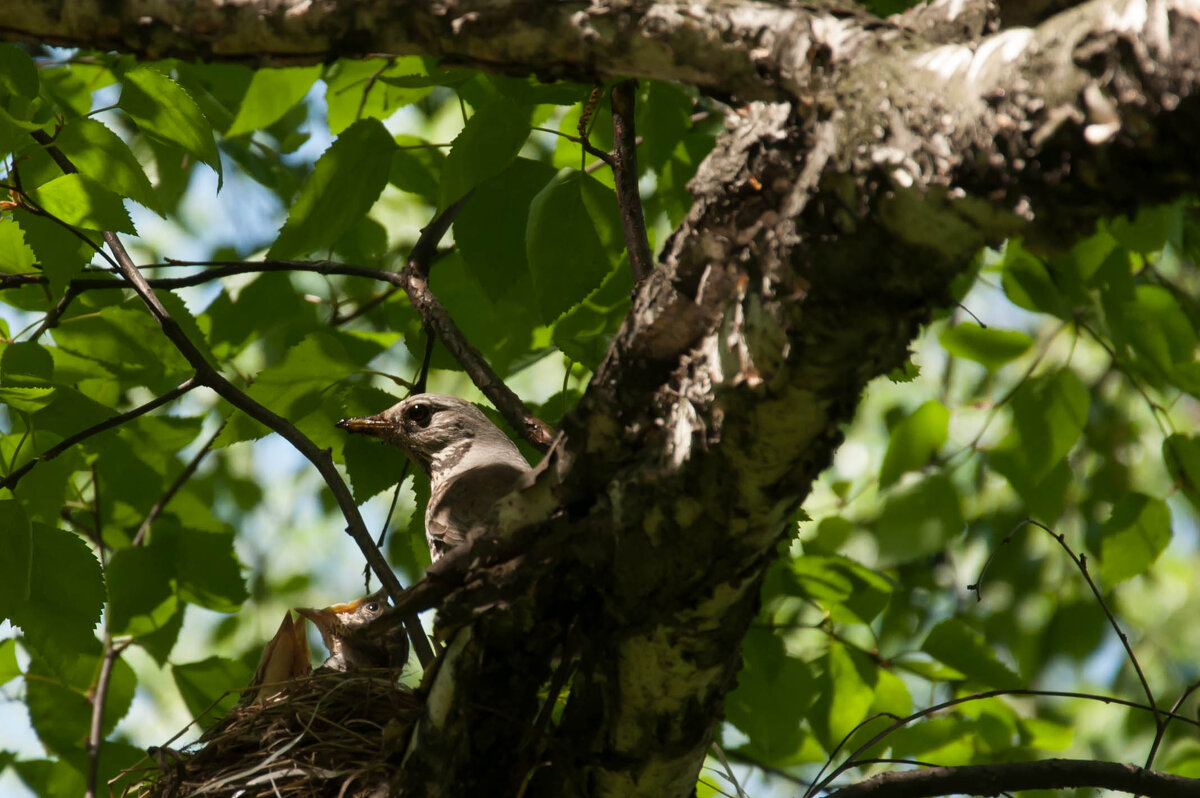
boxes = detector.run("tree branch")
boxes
[0,377,199,492]
[823,759,1200,798]
[609,80,654,285]
[402,194,554,451]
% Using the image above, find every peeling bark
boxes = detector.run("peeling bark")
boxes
[8,0,1200,796]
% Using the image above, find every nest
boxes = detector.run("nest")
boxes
[126,670,421,798]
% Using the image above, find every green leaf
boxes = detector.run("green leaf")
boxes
[826,641,875,743]
[9,524,105,674]
[439,96,531,207]
[726,627,815,765]
[527,169,623,323]
[939,323,1032,371]
[0,385,56,413]
[28,173,135,233]
[118,66,222,183]
[552,258,632,370]
[922,618,1020,688]
[26,652,136,756]
[879,400,949,488]
[874,474,963,564]
[990,369,1089,482]
[1109,202,1178,253]
[160,522,247,612]
[226,65,321,137]
[268,118,396,258]
[1121,285,1198,385]
[0,43,38,100]
[0,637,19,686]
[1098,493,1170,585]
[106,545,174,636]
[13,758,87,798]
[10,208,94,293]
[1,341,54,384]
[0,500,33,621]
[54,118,164,215]
[1164,434,1200,511]
[173,655,254,730]
[789,555,893,625]
[1001,242,1069,318]
[324,57,433,136]
[342,423,412,504]
[0,217,36,274]
[455,157,557,302]
[388,136,446,201]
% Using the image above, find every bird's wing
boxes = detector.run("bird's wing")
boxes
[426,462,528,559]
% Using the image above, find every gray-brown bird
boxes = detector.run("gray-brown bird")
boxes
[338,394,532,563]
[295,589,409,671]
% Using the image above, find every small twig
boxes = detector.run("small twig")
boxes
[85,637,132,798]
[132,422,225,547]
[401,194,553,451]
[608,80,654,284]
[413,330,435,395]
[1146,680,1200,770]
[0,377,199,492]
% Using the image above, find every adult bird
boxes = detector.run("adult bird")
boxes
[338,394,532,563]
[296,589,409,671]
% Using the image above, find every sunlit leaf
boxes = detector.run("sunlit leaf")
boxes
[119,66,222,182]
[1098,493,1170,585]
[268,118,396,258]
[439,96,531,207]
[879,400,949,488]
[54,118,164,215]
[938,323,1032,372]
[28,173,135,233]
[922,618,1020,689]
[226,65,321,137]
[0,217,36,274]
[874,474,963,564]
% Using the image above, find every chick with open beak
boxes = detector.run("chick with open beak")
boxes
[295,589,409,672]
[337,394,531,562]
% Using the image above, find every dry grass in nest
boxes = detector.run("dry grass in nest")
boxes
[125,670,420,798]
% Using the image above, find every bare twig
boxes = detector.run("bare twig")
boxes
[30,129,435,668]
[0,377,199,492]
[609,80,653,284]
[822,758,1200,798]
[401,193,553,450]
[132,422,225,547]
[85,638,131,798]
[1146,679,1200,770]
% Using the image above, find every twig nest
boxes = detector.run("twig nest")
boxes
[128,670,420,797]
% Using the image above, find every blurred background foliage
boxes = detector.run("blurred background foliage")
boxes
[0,40,1197,798]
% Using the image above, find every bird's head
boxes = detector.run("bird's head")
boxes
[337,393,521,481]
[295,589,402,670]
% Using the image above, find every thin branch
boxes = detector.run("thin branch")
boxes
[85,638,131,798]
[1146,679,1200,770]
[402,193,554,451]
[29,129,435,668]
[132,422,225,547]
[821,758,1200,798]
[0,377,199,492]
[609,80,653,284]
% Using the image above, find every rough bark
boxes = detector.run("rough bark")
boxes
[7,0,1200,796]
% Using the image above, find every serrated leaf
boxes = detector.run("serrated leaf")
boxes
[119,66,222,183]
[389,136,446,201]
[0,637,19,686]
[1098,493,1170,585]
[439,96,531,207]
[879,400,949,488]
[0,43,38,100]
[9,524,105,674]
[1,341,54,384]
[938,323,1032,371]
[552,258,632,370]
[324,57,433,136]
[455,157,557,302]
[527,170,622,323]
[226,65,321,137]
[922,618,1020,689]
[26,653,136,756]
[268,118,396,258]
[53,118,163,215]
[0,385,56,413]
[28,173,135,233]
[0,217,36,273]
[10,208,93,293]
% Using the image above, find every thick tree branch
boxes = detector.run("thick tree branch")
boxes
[823,759,1200,798]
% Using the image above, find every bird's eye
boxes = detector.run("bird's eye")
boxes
[366,602,380,612]
[407,403,432,427]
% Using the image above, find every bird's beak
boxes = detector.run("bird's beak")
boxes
[337,414,389,437]
[296,597,362,633]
